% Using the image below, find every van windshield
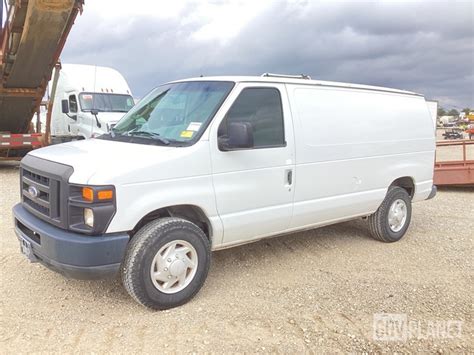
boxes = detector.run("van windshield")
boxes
[79,93,135,112]
[107,81,234,146]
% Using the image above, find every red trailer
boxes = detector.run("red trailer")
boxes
[434,140,474,186]
[0,0,83,160]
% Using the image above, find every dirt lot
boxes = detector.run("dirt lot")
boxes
[1,161,473,353]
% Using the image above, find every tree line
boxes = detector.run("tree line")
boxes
[437,107,471,117]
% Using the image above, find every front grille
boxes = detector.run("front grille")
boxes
[21,167,61,223]
[20,155,73,229]
[23,195,50,216]
[23,169,50,186]
[22,168,53,217]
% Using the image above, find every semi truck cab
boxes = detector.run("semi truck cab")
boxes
[49,64,134,141]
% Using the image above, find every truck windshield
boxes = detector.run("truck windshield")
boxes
[79,93,135,112]
[109,81,234,145]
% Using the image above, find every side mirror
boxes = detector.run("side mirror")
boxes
[224,121,253,150]
[61,99,69,114]
[90,109,101,128]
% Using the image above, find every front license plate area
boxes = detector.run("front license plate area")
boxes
[19,236,37,262]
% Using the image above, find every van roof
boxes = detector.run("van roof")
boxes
[170,76,422,97]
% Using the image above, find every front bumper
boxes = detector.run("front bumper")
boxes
[13,203,129,279]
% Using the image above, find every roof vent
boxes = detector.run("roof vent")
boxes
[261,73,311,80]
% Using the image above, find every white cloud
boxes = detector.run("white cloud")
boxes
[189,0,274,42]
[63,0,474,108]
[79,0,274,43]
[83,0,187,19]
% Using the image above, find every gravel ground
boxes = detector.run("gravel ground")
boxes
[0,161,473,353]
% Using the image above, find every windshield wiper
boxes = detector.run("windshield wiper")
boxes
[127,131,170,145]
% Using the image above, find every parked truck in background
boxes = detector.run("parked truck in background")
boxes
[467,122,474,139]
[51,64,134,142]
[466,113,474,139]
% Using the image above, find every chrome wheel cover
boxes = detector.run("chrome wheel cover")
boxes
[388,199,407,232]
[150,240,198,294]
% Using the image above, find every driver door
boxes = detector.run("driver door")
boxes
[209,83,295,246]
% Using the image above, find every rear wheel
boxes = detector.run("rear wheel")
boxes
[368,187,412,242]
[121,217,211,310]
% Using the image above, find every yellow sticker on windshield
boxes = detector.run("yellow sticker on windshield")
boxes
[180,130,194,138]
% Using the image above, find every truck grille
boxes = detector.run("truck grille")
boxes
[19,155,73,229]
[23,169,50,185]
[21,168,58,219]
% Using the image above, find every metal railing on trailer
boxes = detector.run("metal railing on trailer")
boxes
[0,0,83,160]
[434,140,474,186]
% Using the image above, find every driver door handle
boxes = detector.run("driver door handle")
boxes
[286,169,293,185]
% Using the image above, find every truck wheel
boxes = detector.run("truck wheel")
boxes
[121,217,211,310]
[368,187,412,243]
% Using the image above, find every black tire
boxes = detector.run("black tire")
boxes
[121,217,211,310]
[368,186,412,243]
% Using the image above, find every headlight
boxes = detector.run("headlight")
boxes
[84,208,94,227]
[69,184,116,235]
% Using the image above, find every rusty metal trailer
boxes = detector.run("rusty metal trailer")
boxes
[0,0,83,160]
[434,140,474,186]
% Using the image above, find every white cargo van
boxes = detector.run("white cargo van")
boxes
[13,74,436,310]
[48,64,134,141]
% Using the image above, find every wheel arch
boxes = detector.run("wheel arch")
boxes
[389,176,415,198]
[131,204,213,241]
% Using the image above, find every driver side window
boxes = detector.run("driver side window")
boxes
[218,87,285,148]
[69,94,78,113]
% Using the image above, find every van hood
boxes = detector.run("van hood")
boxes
[28,138,184,185]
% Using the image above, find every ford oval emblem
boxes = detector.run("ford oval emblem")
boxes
[28,186,39,198]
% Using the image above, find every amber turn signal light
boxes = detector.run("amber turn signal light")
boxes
[98,190,113,200]
[82,187,94,201]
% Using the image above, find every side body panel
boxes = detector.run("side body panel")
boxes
[287,84,435,230]
[50,71,74,137]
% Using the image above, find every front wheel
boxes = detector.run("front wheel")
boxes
[368,186,412,242]
[121,217,211,310]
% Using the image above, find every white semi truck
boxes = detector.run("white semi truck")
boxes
[48,64,134,142]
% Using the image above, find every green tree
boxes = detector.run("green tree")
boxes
[448,109,459,116]
[438,107,446,116]
[462,108,471,115]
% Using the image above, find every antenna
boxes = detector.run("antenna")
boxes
[92,64,97,108]
[90,65,101,128]
[261,72,311,80]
